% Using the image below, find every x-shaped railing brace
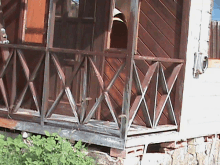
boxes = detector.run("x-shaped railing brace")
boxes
[45,54,84,123]
[83,61,125,126]
[128,62,158,130]
[86,57,123,128]
[154,63,183,127]
[12,50,44,114]
[128,62,182,130]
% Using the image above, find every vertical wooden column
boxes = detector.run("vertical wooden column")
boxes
[120,0,139,139]
[41,0,56,125]
[0,0,11,112]
[174,0,191,129]
[96,0,114,120]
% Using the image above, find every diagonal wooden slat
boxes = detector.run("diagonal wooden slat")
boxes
[149,64,159,126]
[128,62,158,130]
[10,50,17,111]
[104,92,120,128]
[65,87,79,122]
[0,49,13,78]
[45,90,65,118]
[17,50,30,80]
[158,64,177,125]
[2,2,18,21]
[13,83,29,113]
[167,64,183,90]
[0,78,9,110]
[51,54,66,85]
[29,82,41,112]
[45,57,85,118]
[80,57,88,123]
[141,62,159,92]
[30,54,45,81]
[83,63,126,124]
[154,63,183,127]
[66,57,85,87]
[83,93,105,123]
[88,57,104,90]
[133,63,152,127]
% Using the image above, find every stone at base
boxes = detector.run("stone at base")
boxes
[141,153,172,165]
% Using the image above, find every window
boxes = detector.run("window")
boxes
[68,0,79,18]
[55,0,80,18]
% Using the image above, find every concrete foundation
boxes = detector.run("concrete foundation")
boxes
[89,135,220,165]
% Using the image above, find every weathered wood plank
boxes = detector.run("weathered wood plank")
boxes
[0,117,125,149]
[140,0,179,42]
[134,55,184,63]
[128,124,177,136]
[41,52,50,125]
[120,0,139,139]
[10,50,17,111]
[149,64,159,126]
[80,57,88,123]
[138,25,170,59]
[139,11,177,57]
[0,49,13,78]
[174,0,190,129]
[145,0,181,33]
[159,0,183,21]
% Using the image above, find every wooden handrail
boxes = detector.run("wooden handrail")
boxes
[49,47,127,58]
[0,44,127,58]
[134,55,184,63]
[0,44,46,51]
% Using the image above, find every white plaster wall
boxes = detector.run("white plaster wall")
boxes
[179,0,220,138]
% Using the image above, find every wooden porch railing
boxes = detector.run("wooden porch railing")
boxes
[0,43,184,139]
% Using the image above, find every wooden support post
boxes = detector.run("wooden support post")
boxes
[120,0,140,140]
[174,0,191,129]
[0,1,11,112]
[47,0,56,48]
[10,50,17,111]
[41,0,56,125]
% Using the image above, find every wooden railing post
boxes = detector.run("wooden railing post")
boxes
[41,0,56,125]
[121,0,140,140]
[174,0,191,129]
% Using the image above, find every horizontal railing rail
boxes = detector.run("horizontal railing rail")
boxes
[0,44,127,58]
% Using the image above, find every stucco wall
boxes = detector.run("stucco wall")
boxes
[179,0,220,138]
